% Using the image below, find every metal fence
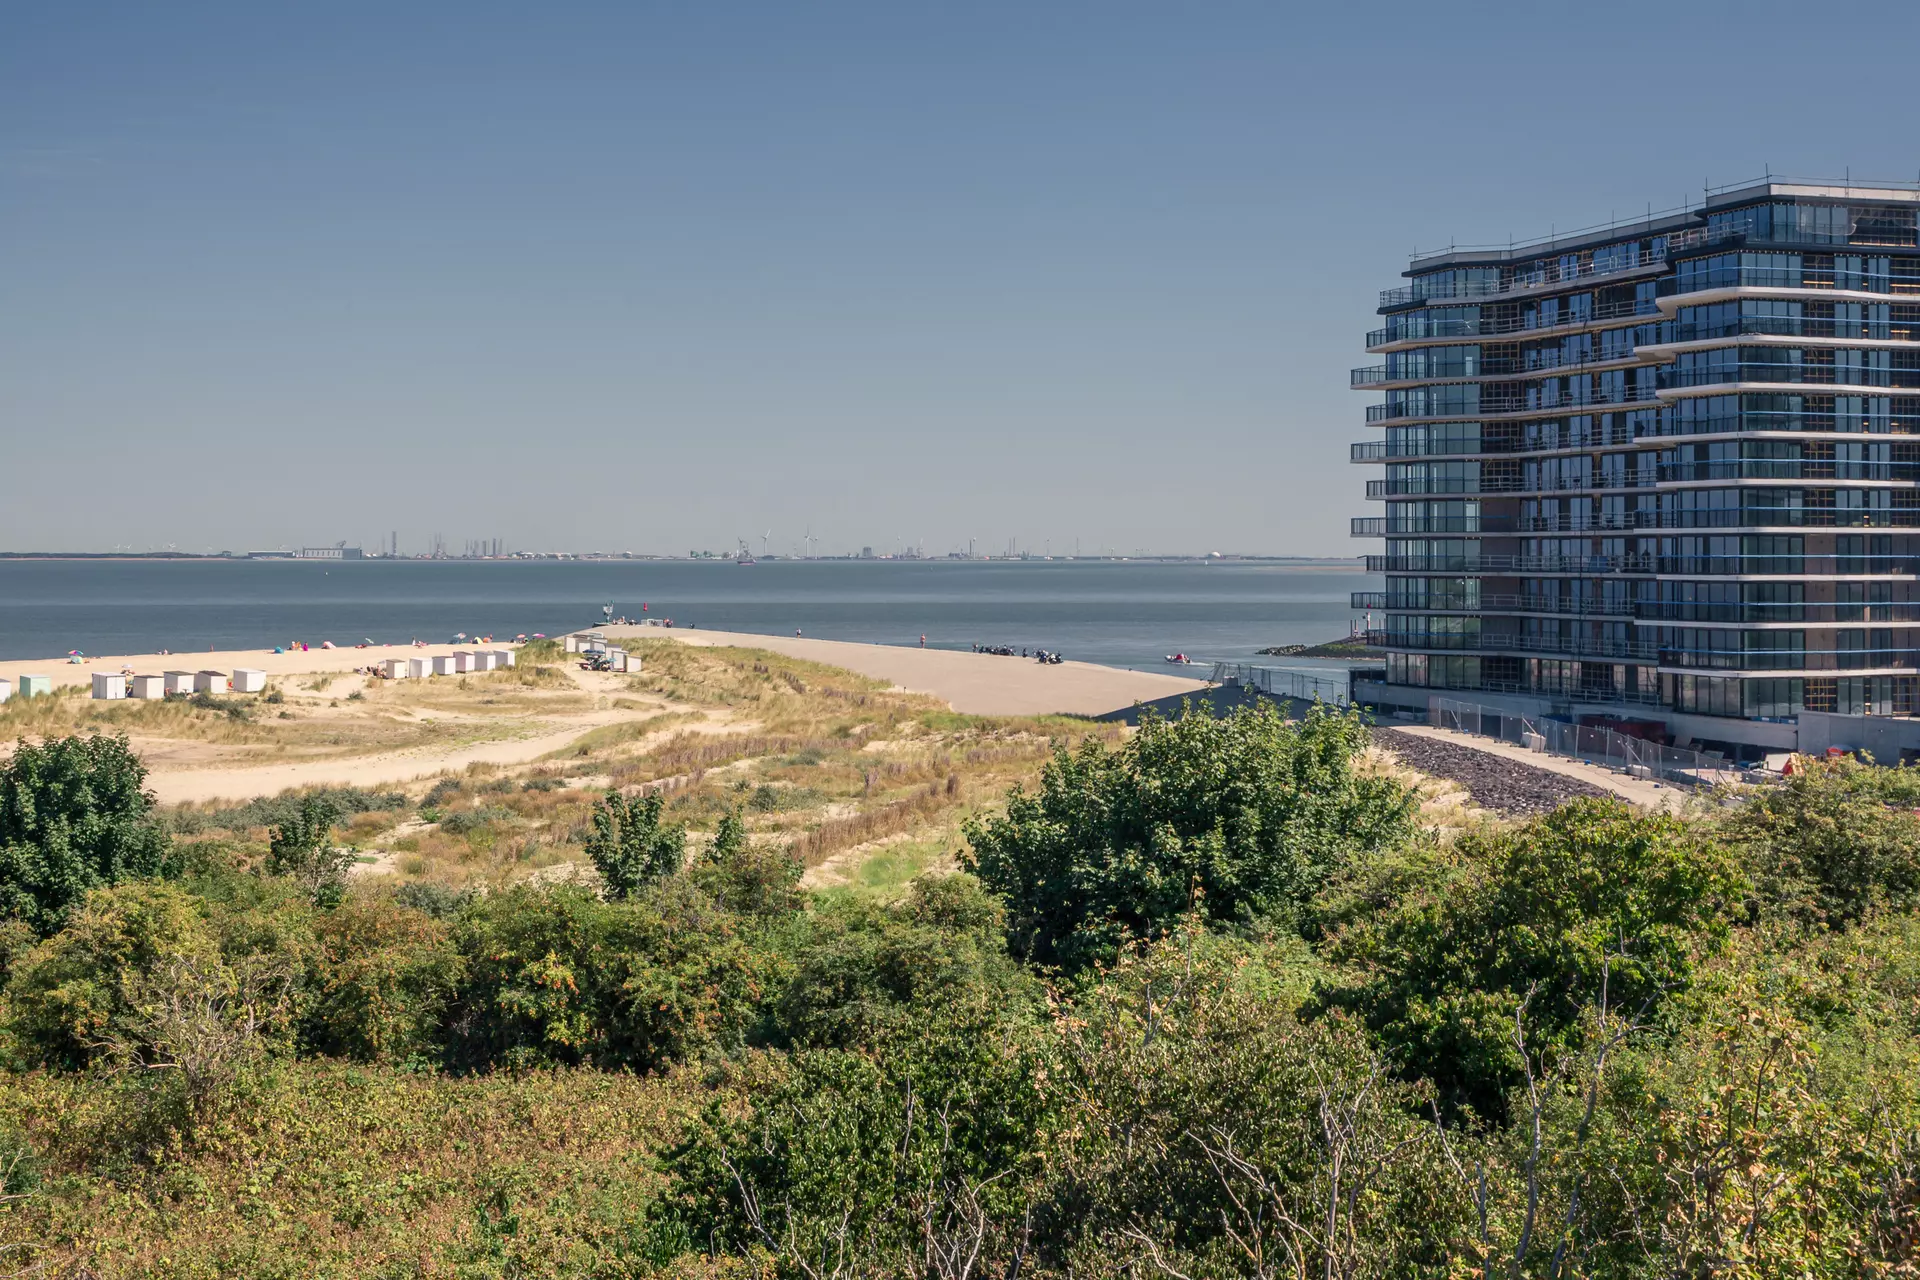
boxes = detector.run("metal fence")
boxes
[1430,697,1749,789]
[1209,664,1352,707]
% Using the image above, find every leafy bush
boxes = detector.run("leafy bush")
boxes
[1709,755,1920,926]
[964,703,1416,970]
[301,896,462,1063]
[442,884,774,1071]
[772,876,1032,1050]
[437,805,514,837]
[692,810,803,917]
[168,786,406,836]
[393,881,476,919]
[0,734,178,934]
[584,791,685,899]
[1317,798,1743,1122]
[265,796,353,907]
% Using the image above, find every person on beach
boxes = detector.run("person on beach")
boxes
[920,635,926,648]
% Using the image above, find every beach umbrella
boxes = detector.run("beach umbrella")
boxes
[455,632,468,641]
[321,640,336,649]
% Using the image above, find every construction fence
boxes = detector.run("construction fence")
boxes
[1430,697,1749,789]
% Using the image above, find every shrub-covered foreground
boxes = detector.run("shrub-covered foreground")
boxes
[2,708,1919,1277]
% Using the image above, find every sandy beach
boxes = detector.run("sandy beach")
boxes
[611,627,1211,716]
[0,641,501,694]
[0,630,1212,805]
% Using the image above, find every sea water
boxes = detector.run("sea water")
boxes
[0,558,1376,675]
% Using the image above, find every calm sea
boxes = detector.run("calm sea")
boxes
[0,559,1376,674]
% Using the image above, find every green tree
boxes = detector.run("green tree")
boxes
[1709,755,1920,926]
[265,796,353,907]
[1318,798,1743,1123]
[694,809,802,916]
[963,703,1416,971]
[584,790,685,899]
[0,734,177,934]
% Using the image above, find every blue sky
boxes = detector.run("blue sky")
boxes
[6,1,1920,555]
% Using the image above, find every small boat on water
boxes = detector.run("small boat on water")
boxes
[1164,653,1195,665]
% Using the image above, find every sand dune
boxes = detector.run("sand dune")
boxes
[613,627,1209,717]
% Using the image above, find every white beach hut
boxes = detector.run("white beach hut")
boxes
[384,657,410,679]
[195,671,229,694]
[452,651,477,673]
[564,634,580,653]
[431,655,456,676]
[163,671,197,696]
[0,679,10,704]
[92,673,127,700]
[492,649,516,668]
[17,675,53,699]
[130,675,167,699]
[472,651,499,671]
[605,647,630,673]
[407,657,432,679]
[231,668,267,694]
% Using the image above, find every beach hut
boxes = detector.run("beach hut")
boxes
[431,655,456,676]
[383,657,410,679]
[163,671,196,696]
[130,675,167,699]
[472,651,499,671]
[453,651,477,673]
[0,679,9,704]
[195,671,229,694]
[92,673,127,700]
[407,656,432,679]
[231,668,267,694]
[564,634,580,653]
[605,647,630,673]
[492,649,516,668]
[17,675,51,699]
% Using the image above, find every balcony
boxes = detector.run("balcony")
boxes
[1365,630,1661,661]
[1379,258,1664,310]
[1350,592,1387,610]
[1365,553,1654,575]
[1351,517,1386,537]
[1350,440,1387,462]
[1350,366,1387,387]
[1660,460,1920,484]
[1366,297,1660,349]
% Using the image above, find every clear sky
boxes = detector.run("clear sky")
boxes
[7,1,1920,556]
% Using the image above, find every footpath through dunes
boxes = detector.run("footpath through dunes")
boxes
[609,626,1210,716]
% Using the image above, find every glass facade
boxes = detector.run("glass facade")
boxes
[1355,183,1920,721]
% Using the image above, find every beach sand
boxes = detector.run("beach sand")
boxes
[0,641,499,693]
[612,627,1210,717]
[0,631,1211,804]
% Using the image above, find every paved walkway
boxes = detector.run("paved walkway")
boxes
[612,627,1209,718]
[1388,723,1683,810]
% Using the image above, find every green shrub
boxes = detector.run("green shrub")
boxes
[0,734,178,934]
[301,896,462,1063]
[443,883,774,1071]
[584,791,685,899]
[1316,798,1743,1122]
[1709,756,1920,926]
[964,703,1416,971]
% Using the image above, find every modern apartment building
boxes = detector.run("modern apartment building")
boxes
[1353,180,1920,756]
